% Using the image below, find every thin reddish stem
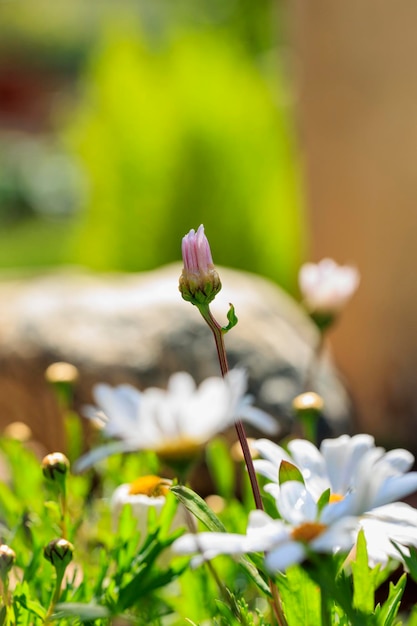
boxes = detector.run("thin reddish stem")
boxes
[198,305,263,511]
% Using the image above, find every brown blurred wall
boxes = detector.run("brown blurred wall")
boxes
[291,1,417,448]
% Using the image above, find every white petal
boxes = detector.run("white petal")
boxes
[321,494,358,524]
[246,510,288,551]
[173,532,247,557]
[94,383,141,425]
[360,516,417,566]
[253,459,280,482]
[370,502,417,525]
[237,404,279,435]
[263,483,280,500]
[74,440,136,473]
[312,517,357,553]
[224,369,248,407]
[277,481,317,525]
[378,448,415,474]
[373,473,417,509]
[287,439,329,498]
[252,439,290,467]
[320,434,374,494]
[167,372,197,396]
[265,541,306,573]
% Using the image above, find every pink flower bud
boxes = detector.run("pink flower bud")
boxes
[179,225,221,305]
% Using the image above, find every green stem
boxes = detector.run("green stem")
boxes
[44,569,65,624]
[320,585,332,626]
[59,492,67,540]
[303,331,325,392]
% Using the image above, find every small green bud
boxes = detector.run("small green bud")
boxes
[293,392,324,413]
[45,362,79,408]
[44,538,73,570]
[293,392,324,443]
[42,452,70,484]
[0,545,15,580]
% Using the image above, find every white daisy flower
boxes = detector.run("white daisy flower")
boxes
[75,369,277,472]
[253,434,417,515]
[253,434,417,565]
[173,480,358,573]
[299,258,359,316]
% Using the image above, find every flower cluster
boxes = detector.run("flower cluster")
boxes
[174,434,417,571]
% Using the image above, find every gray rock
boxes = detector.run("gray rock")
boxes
[0,264,352,450]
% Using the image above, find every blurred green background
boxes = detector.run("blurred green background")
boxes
[0,0,305,293]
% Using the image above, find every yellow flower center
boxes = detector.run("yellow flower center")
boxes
[291,521,327,543]
[329,493,344,503]
[128,475,171,497]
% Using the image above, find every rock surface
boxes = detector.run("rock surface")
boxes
[0,264,352,451]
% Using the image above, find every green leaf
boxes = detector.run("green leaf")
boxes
[239,556,272,598]
[276,565,321,626]
[171,485,226,532]
[278,460,304,485]
[14,593,46,620]
[374,574,406,626]
[352,529,378,613]
[221,303,238,333]
[391,541,417,584]
[118,561,187,610]
[53,602,110,621]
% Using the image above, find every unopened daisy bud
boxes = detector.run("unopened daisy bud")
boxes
[45,361,79,408]
[45,362,79,386]
[0,545,15,580]
[42,452,70,487]
[179,224,222,306]
[44,538,73,571]
[293,392,324,443]
[299,258,359,330]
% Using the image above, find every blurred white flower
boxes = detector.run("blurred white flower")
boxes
[299,258,359,315]
[111,475,172,535]
[75,369,277,472]
[112,475,191,565]
[173,480,358,573]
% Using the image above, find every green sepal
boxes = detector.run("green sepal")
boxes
[278,460,305,485]
[316,488,331,514]
[222,303,238,333]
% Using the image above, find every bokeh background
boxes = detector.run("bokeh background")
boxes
[1,0,417,450]
[0,0,303,291]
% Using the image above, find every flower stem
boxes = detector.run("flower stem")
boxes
[198,304,288,626]
[198,305,263,511]
[59,492,68,540]
[44,569,65,624]
[303,331,325,392]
